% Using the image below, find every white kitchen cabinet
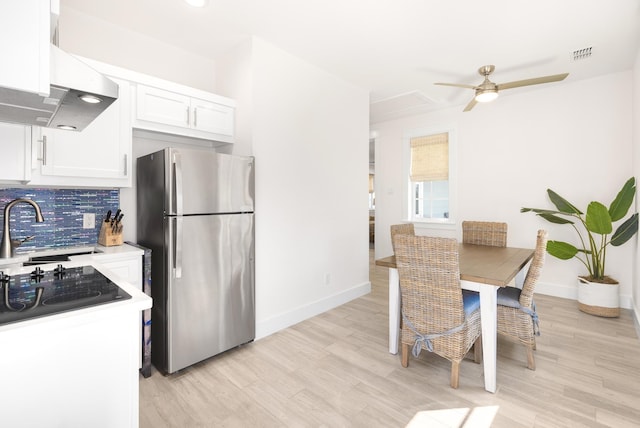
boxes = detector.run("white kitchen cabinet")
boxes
[0,260,150,428]
[29,77,133,188]
[95,255,142,290]
[90,247,145,370]
[135,84,235,143]
[0,123,32,183]
[0,0,50,96]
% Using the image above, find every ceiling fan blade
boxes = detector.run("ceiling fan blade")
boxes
[497,73,569,90]
[434,82,477,90]
[463,97,477,112]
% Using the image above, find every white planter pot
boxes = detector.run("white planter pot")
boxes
[577,277,620,317]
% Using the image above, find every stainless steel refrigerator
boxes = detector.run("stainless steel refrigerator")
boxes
[136,147,255,374]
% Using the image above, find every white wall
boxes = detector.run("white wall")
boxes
[632,48,640,326]
[219,38,371,338]
[58,6,217,92]
[59,6,372,340]
[215,40,254,157]
[373,71,635,307]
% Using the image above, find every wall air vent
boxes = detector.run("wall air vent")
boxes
[572,47,593,61]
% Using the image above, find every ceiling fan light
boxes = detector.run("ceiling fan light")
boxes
[184,0,209,7]
[475,90,499,103]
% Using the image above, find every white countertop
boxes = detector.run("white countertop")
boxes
[0,242,144,268]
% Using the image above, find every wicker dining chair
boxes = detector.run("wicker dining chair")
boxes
[462,221,508,247]
[390,223,415,253]
[496,229,548,370]
[393,234,482,389]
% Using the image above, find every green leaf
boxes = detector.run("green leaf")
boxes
[546,240,578,260]
[585,201,612,234]
[611,213,639,246]
[547,189,582,215]
[609,177,636,222]
[538,213,574,225]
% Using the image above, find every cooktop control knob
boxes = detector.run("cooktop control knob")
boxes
[30,266,45,282]
[54,264,66,278]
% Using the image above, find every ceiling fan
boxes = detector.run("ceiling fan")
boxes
[435,65,569,112]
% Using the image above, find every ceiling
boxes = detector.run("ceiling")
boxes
[61,0,640,123]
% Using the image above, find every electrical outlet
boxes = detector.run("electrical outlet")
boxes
[83,213,95,229]
[324,273,331,285]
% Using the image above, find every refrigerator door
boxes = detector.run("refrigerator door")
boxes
[165,213,255,373]
[165,148,254,216]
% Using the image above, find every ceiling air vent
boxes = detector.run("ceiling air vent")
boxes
[572,47,593,61]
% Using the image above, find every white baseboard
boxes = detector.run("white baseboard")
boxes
[536,280,633,310]
[255,281,371,340]
[632,297,640,340]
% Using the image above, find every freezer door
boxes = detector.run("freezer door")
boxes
[165,148,254,215]
[165,213,255,373]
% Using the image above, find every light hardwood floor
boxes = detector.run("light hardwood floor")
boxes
[139,249,640,427]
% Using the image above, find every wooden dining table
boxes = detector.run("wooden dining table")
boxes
[375,243,534,393]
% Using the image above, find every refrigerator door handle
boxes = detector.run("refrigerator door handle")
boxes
[172,151,184,216]
[173,217,183,278]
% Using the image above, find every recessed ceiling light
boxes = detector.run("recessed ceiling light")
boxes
[79,94,102,104]
[185,0,209,7]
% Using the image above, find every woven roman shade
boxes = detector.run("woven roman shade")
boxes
[410,133,449,182]
[369,174,374,193]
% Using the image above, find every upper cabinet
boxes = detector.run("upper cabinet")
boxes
[28,77,132,188]
[0,123,32,183]
[134,84,235,144]
[0,0,51,96]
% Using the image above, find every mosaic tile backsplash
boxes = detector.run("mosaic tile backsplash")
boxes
[0,188,120,252]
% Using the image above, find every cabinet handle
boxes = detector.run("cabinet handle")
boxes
[40,135,47,166]
[123,154,128,176]
[193,109,197,128]
[186,107,190,126]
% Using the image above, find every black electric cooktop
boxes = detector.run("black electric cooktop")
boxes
[0,265,132,326]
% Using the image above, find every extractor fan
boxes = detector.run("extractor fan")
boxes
[435,65,569,112]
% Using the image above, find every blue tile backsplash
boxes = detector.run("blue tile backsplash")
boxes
[0,188,119,252]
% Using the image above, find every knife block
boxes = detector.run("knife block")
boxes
[98,221,124,247]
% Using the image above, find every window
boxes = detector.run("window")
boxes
[403,128,456,224]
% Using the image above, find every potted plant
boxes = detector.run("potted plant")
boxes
[521,177,639,317]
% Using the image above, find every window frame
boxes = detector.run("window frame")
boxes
[402,126,457,228]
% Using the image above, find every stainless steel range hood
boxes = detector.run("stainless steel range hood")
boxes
[0,45,118,132]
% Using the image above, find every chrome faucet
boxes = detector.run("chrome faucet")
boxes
[0,198,45,258]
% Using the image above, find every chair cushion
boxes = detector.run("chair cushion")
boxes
[462,290,480,315]
[497,286,522,308]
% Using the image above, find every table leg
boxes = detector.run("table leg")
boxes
[478,283,498,393]
[389,268,400,354]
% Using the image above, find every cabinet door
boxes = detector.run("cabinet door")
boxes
[30,78,132,187]
[191,98,234,137]
[0,123,32,182]
[133,84,235,144]
[98,258,142,290]
[0,0,49,95]
[136,85,190,129]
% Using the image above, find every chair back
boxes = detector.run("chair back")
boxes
[393,234,464,332]
[390,223,415,253]
[519,229,548,308]
[462,221,508,247]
